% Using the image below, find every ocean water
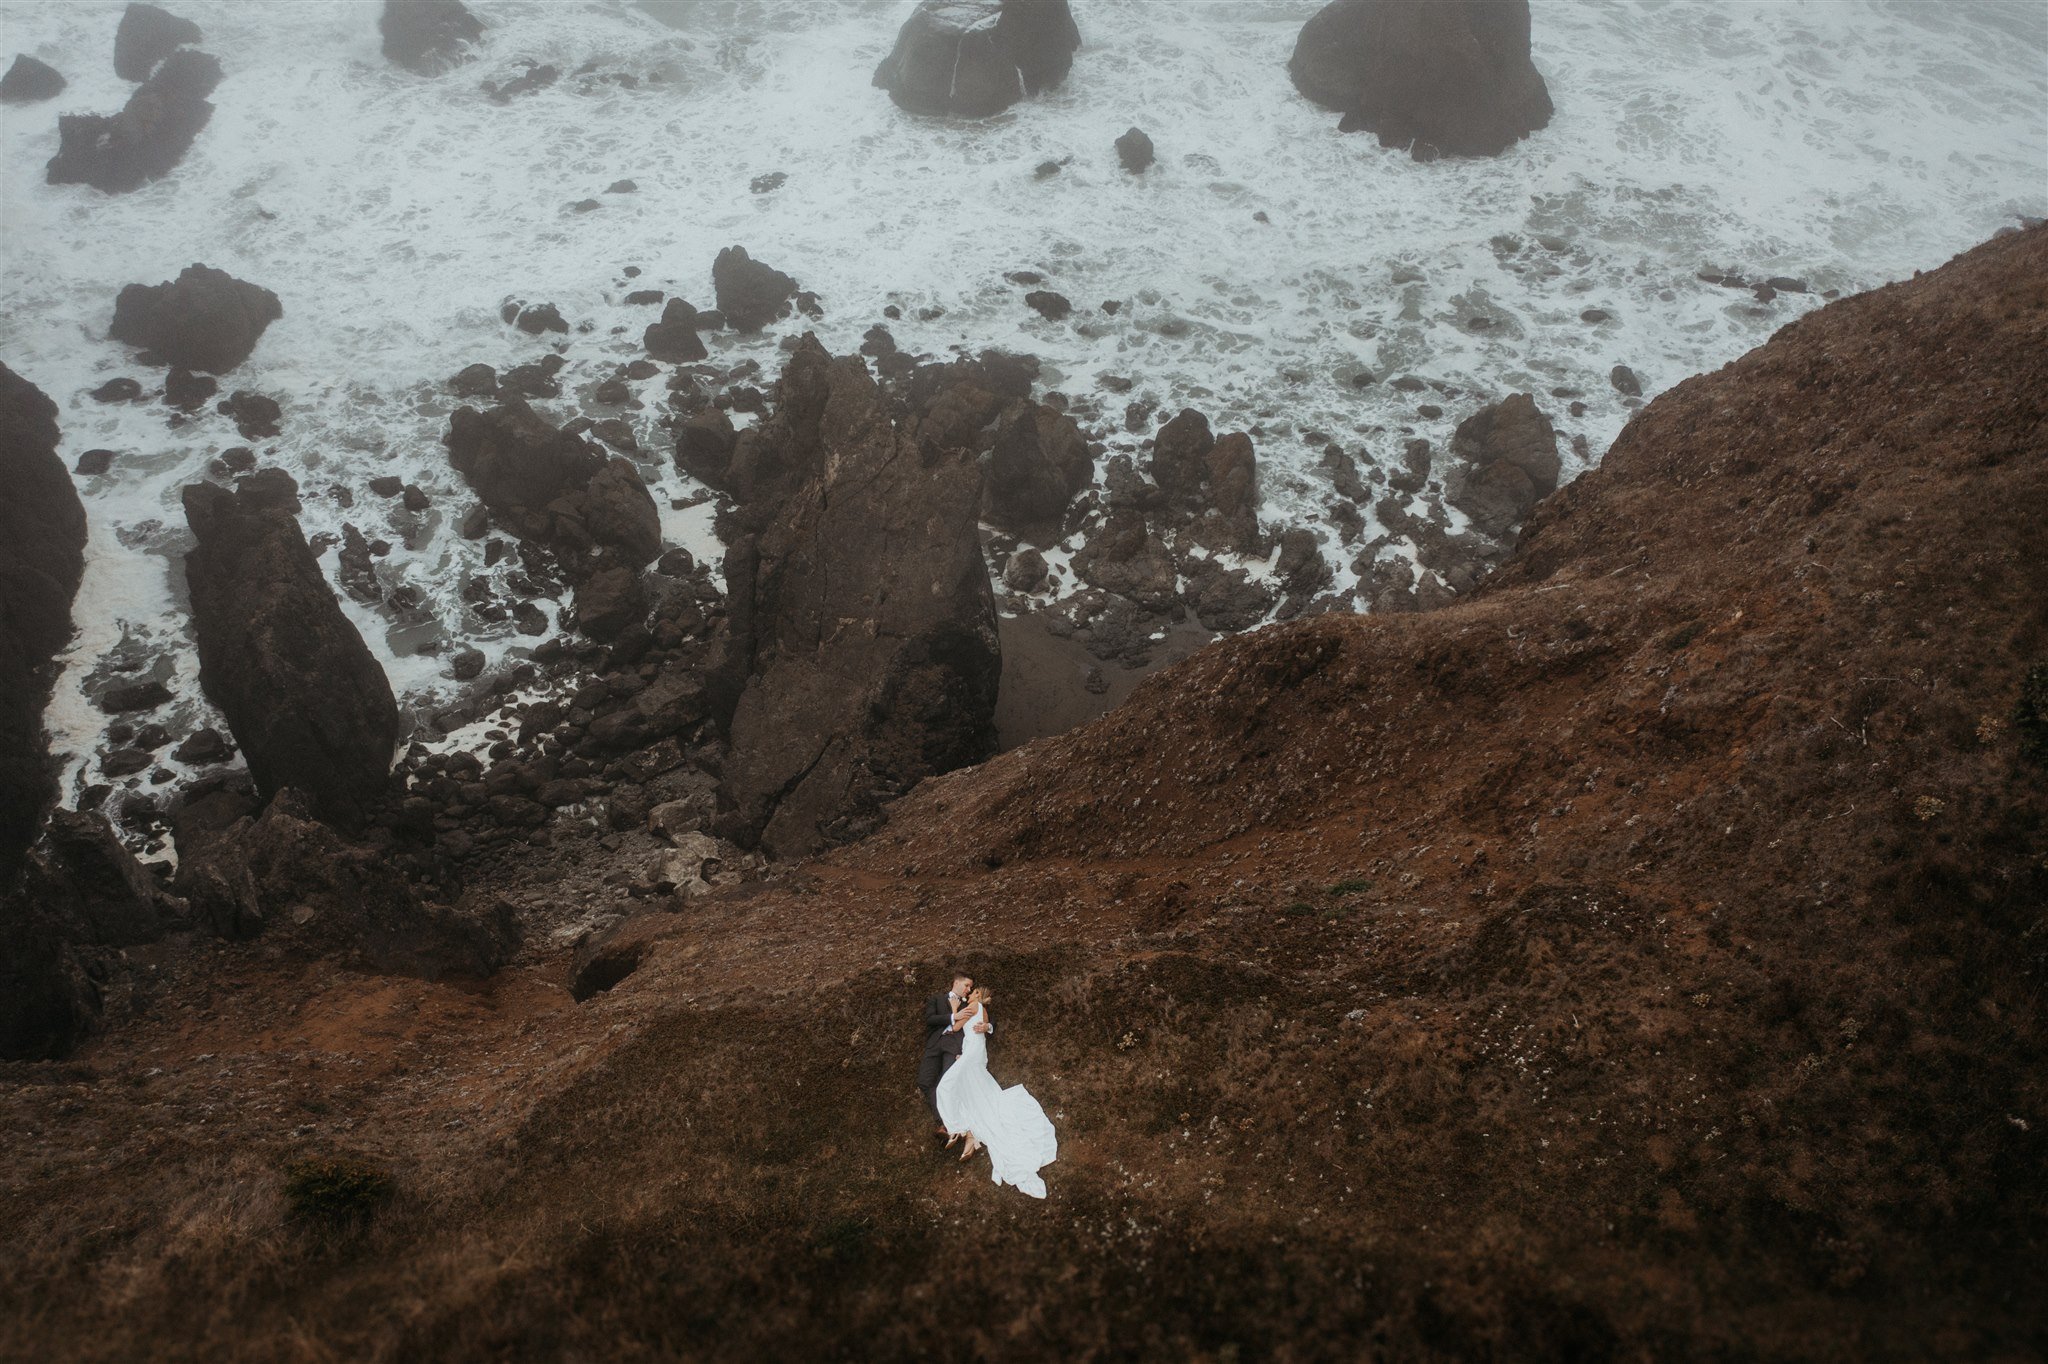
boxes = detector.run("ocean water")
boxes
[1,0,2042,805]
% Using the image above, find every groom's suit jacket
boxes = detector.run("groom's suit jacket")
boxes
[923,992,964,1059]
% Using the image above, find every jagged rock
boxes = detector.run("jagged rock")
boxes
[1072,508,1178,613]
[1003,548,1049,593]
[380,0,484,76]
[514,302,567,335]
[175,790,516,977]
[1289,0,1553,158]
[74,449,117,476]
[182,475,399,823]
[98,679,172,713]
[718,337,999,858]
[1442,393,1559,538]
[46,48,220,193]
[1151,408,1215,504]
[219,390,281,438]
[643,298,707,362]
[1184,559,1275,632]
[444,400,660,572]
[0,54,66,103]
[486,62,557,102]
[1611,364,1643,396]
[1115,126,1155,173]
[34,811,168,946]
[114,4,200,81]
[0,365,87,881]
[90,377,144,403]
[448,363,497,398]
[572,564,646,641]
[1389,436,1432,493]
[163,366,216,410]
[110,265,281,373]
[873,0,1080,118]
[712,247,798,334]
[172,726,234,764]
[985,400,1093,532]
[1024,290,1072,321]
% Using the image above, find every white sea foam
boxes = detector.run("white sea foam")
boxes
[1,0,2042,810]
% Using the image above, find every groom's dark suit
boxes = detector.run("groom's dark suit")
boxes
[918,991,963,1122]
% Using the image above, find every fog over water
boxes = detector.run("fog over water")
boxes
[1,0,2042,802]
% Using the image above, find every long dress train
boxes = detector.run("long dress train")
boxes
[935,1003,1058,1198]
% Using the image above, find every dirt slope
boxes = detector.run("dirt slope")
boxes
[2,228,2044,1363]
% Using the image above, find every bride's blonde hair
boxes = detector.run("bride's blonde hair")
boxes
[969,986,992,1006]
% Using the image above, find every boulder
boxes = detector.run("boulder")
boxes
[1288,0,1553,158]
[109,264,282,373]
[0,54,66,103]
[712,247,798,334]
[46,48,221,193]
[220,390,282,438]
[873,0,1080,118]
[674,406,738,487]
[1003,547,1049,593]
[182,475,400,824]
[572,563,646,641]
[0,366,88,882]
[985,399,1093,532]
[1115,126,1155,173]
[380,0,485,76]
[719,337,1000,858]
[1442,393,1560,538]
[175,790,516,977]
[114,4,200,81]
[1024,289,1072,321]
[643,297,708,362]
[1150,408,1215,505]
[32,811,168,946]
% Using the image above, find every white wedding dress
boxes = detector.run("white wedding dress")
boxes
[935,1004,1058,1198]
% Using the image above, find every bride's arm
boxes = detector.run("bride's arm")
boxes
[973,1006,992,1035]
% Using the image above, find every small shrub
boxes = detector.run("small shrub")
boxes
[1283,902,1315,916]
[1327,878,1372,897]
[283,1155,392,1227]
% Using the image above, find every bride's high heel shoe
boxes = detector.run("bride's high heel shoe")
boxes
[960,1134,981,1162]
[944,1131,962,1149]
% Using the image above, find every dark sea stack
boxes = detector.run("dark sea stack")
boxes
[110,264,280,374]
[711,246,799,334]
[1442,392,1559,537]
[0,54,66,103]
[719,337,1000,858]
[181,477,399,825]
[380,0,485,76]
[113,3,201,81]
[47,47,222,193]
[872,0,1080,118]
[1289,0,1553,158]
[0,364,87,883]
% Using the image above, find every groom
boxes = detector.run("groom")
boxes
[918,972,973,1138]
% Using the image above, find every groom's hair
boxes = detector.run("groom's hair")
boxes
[949,970,972,988]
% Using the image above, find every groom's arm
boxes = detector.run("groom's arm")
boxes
[924,995,953,1033]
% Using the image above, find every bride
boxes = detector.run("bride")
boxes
[936,987,1058,1199]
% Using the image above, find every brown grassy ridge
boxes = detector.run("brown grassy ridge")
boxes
[2,226,2045,1362]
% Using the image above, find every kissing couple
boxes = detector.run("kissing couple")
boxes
[917,971,1058,1199]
